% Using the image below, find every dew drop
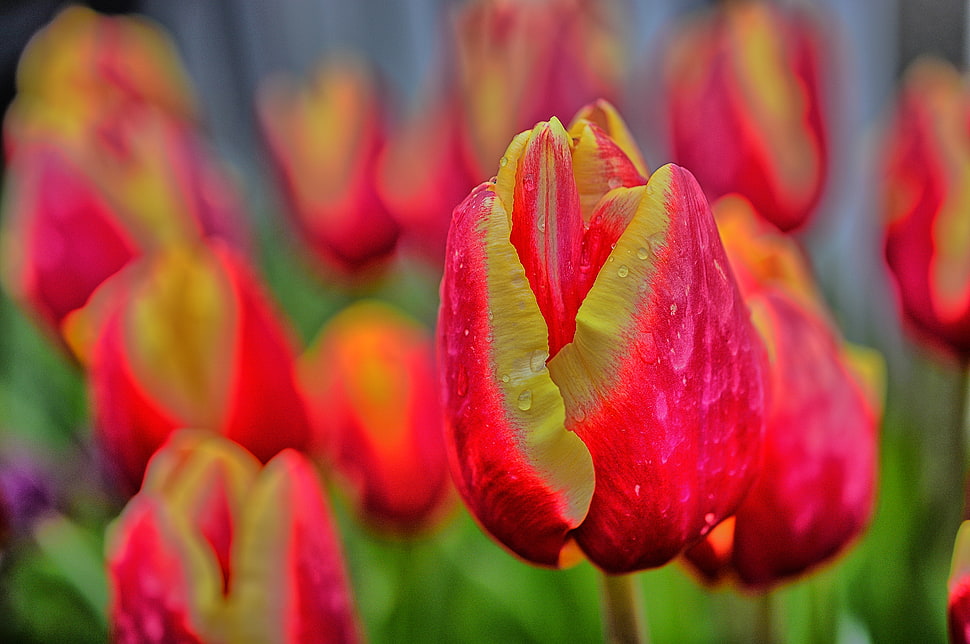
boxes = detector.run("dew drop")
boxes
[704,512,716,525]
[634,484,641,497]
[537,216,546,232]
[530,349,548,372]
[501,374,511,383]
[500,156,509,167]
[516,389,533,411]
[572,406,587,422]
[456,366,468,397]
[463,328,470,336]
[579,241,592,272]
[523,173,537,191]
[617,265,629,278]
[608,176,621,190]
[637,247,649,260]
[669,303,678,315]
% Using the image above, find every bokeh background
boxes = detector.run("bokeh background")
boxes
[0,0,967,642]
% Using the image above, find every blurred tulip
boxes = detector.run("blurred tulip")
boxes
[1,7,248,344]
[4,5,195,156]
[684,196,882,588]
[84,242,311,494]
[664,0,828,232]
[883,58,970,360]
[299,300,452,534]
[258,59,400,277]
[378,95,478,266]
[438,105,765,573]
[453,0,621,178]
[108,431,359,643]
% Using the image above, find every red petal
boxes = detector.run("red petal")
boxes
[438,182,593,567]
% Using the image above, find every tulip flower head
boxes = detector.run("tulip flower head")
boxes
[950,521,970,643]
[664,0,828,232]
[883,58,970,360]
[299,300,453,534]
[684,197,882,588]
[84,242,311,493]
[258,59,400,277]
[438,103,766,573]
[108,431,360,644]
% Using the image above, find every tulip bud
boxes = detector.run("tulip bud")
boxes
[684,196,882,587]
[299,300,453,534]
[108,431,360,643]
[664,0,828,231]
[258,59,400,277]
[438,104,765,573]
[883,58,970,360]
[86,242,311,493]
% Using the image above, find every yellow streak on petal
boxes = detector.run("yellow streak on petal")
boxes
[484,192,594,528]
[951,520,970,592]
[494,129,532,222]
[125,246,235,430]
[548,174,668,413]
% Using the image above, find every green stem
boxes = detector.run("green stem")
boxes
[755,591,777,644]
[599,572,647,644]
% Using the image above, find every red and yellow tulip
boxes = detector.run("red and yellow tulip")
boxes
[1,6,247,342]
[883,58,970,360]
[108,431,360,643]
[664,0,828,232]
[258,59,400,277]
[83,242,311,493]
[685,197,882,587]
[299,300,453,534]
[950,521,970,643]
[437,104,765,573]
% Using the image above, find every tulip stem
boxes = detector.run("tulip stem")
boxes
[599,572,647,644]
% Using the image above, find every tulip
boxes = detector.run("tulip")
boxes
[453,0,621,178]
[2,8,247,343]
[257,59,400,277]
[684,197,882,587]
[437,105,765,573]
[299,300,453,534]
[883,58,970,360]
[85,242,311,494]
[664,0,828,232]
[108,431,360,643]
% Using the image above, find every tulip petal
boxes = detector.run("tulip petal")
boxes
[568,119,646,222]
[108,498,224,644]
[570,99,649,177]
[549,164,765,573]
[507,117,585,357]
[231,451,359,644]
[439,182,594,567]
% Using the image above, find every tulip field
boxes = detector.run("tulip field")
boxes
[0,1,967,642]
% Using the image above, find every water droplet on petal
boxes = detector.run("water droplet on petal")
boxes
[617,265,629,278]
[501,374,511,383]
[530,349,548,372]
[456,366,468,397]
[463,328,470,336]
[637,247,649,260]
[608,176,621,189]
[634,484,641,497]
[537,216,546,232]
[500,156,509,167]
[705,512,716,525]
[669,303,678,315]
[516,389,533,411]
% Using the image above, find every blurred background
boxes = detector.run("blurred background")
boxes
[0,0,967,642]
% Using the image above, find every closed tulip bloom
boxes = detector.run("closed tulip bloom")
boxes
[299,300,452,534]
[438,105,765,573]
[108,431,360,644]
[86,242,311,493]
[883,58,970,360]
[258,60,400,277]
[664,0,828,232]
[685,197,882,588]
